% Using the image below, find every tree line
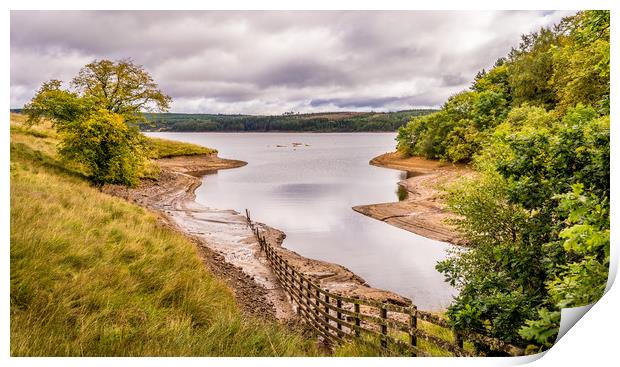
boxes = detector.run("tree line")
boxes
[395,11,609,352]
[143,110,436,132]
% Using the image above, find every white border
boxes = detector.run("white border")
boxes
[3,1,618,367]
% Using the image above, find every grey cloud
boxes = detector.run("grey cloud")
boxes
[310,94,446,110]
[310,96,403,109]
[255,59,352,88]
[10,10,575,114]
[440,73,470,87]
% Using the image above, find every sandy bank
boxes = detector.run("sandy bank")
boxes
[353,151,471,246]
[105,153,411,322]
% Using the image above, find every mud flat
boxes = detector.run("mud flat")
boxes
[105,153,410,321]
[353,151,472,246]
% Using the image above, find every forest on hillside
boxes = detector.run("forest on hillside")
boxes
[395,10,609,352]
[141,109,436,132]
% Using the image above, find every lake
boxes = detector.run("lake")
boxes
[147,132,457,310]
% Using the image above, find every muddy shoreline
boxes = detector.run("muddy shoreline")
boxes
[105,153,411,321]
[353,151,471,246]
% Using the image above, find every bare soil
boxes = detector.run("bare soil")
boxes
[353,151,473,246]
[105,153,411,322]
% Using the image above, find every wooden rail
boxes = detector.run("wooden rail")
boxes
[245,209,527,357]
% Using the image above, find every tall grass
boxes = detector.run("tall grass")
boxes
[10,115,318,356]
[10,114,463,357]
[147,137,217,159]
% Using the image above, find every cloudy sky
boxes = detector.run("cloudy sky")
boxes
[11,10,574,114]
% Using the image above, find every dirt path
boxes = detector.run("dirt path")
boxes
[353,152,472,246]
[105,153,412,322]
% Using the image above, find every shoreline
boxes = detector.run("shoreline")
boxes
[105,152,412,321]
[353,151,470,246]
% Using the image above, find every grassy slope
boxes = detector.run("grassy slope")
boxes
[9,114,318,356]
[147,137,217,159]
[9,114,463,357]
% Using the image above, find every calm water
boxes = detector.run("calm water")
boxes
[147,132,457,310]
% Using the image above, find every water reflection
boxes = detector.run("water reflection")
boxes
[397,184,409,201]
[146,132,457,310]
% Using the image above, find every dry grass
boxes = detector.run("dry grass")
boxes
[10,113,464,357]
[10,114,319,356]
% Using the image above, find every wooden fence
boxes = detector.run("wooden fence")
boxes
[245,210,527,357]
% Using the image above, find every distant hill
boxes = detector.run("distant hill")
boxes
[142,109,437,132]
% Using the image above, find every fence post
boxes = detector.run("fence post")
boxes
[324,294,330,327]
[295,270,301,316]
[315,289,320,321]
[298,273,304,312]
[354,301,360,337]
[380,306,388,349]
[336,299,342,331]
[454,330,464,350]
[409,305,417,357]
[305,278,313,322]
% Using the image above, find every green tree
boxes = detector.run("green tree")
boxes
[551,11,610,114]
[24,59,170,186]
[438,105,609,345]
[394,10,609,348]
[57,109,147,186]
[507,27,559,109]
[71,59,172,124]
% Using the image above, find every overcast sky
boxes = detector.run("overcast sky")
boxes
[11,10,574,114]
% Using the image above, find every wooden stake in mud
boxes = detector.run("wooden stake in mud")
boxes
[315,289,320,319]
[336,299,342,331]
[409,305,417,357]
[381,306,388,349]
[354,301,361,337]
[324,294,330,327]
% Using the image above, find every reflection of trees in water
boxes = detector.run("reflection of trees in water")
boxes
[397,184,408,201]
[396,170,417,201]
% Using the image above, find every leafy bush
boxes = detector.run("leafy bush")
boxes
[423,11,610,348]
[57,109,147,187]
[23,59,171,187]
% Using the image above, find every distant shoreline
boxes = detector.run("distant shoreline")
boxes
[140,109,437,133]
[145,130,400,134]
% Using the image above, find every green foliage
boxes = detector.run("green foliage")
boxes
[23,80,95,126]
[144,109,436,133]
[443,171,528,248]
[396,10,609,164]
[519,184,609,347]
[10,123,319,356]
[443,125,484,163]
[427,11,610,348]
[507,27,559,109]
[438,172,541,342]
[472,59,511,98]
[518,309,560,348]
[552,11,610,114]
[397,90,507,162]
[439,108,608,347]
[548,185,609,308]
[23,59,172,187]
[439,102,609,344]
[57,110,147,187]
[71,59,172,124]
